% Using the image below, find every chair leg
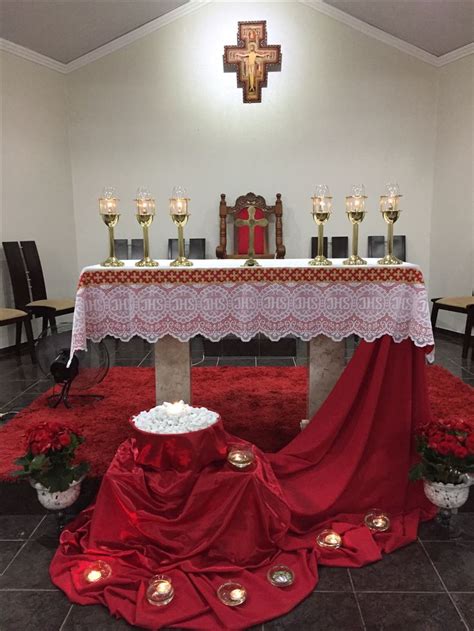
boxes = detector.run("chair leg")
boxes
[49,315,58,334]
[15,322,22,355]
[42,316,49,335]
[430,302,439,330]
[24,318,37,364]
[462,307,474,359]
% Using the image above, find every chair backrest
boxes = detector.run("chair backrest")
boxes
[188,238,206,259]
[216,192,285,259]
[368,235,406,261]
[114,239,129,259]
[367,236,385,258]
[131,239,144,259]
[2,241,31,310]
[168,238,179,259]
[331,236,349,259]
[311,236,328,258]
[20,241,47,301]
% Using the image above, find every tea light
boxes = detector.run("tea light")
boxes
[217,581,247,606]
[316,529,342,549]
[83,560,112,583]
[146,575,174,607]
[267,565,295,587]
[227,447,255,469]
[364,509,391,532]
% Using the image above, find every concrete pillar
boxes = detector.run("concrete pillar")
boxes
[154,336,191,405]
[307,336,345,418]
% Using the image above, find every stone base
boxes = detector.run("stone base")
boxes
[307,336,345,418]
[154,336,191,405]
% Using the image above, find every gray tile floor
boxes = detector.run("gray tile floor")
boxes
[0,332,473,630]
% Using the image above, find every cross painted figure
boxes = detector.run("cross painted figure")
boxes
[235,205,268,266]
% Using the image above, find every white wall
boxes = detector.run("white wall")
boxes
[66,1,438,279]
[0,51,77,348]
[430,55,474,332]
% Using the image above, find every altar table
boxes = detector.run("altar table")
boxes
[71,259,434,414]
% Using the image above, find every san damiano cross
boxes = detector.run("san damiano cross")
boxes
[235,206,268,266]
[224,21,282,103]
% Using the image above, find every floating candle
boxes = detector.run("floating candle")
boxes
[267,565,295,587]
[146,575,174,607]
[316,529,342,549]
[364,509,391,532]
[217,582,247,606]
[227,448,254,469]
[83,560,112,583]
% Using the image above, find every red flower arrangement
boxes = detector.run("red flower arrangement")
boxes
[12,421,90,492]
[410,418,474,484]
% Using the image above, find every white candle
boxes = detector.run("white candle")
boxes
[86,569,102,583]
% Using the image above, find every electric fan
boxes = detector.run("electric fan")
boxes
[36,326,109,408]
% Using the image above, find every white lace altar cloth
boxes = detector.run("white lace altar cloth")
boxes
[70,259,434,352]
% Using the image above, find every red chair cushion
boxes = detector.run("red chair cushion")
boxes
[236,207,266,255]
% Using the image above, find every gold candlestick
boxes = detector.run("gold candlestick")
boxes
[99,187,124,267]
[169,185,193,267]
[378,182,402,265]
[135,187,159,267]
[309,184,332,266]
[343,184,367,266]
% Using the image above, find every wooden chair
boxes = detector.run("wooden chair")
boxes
[431,297,474,359]
[216,192,285,259]
[0,308,36,363]
[368,235,406,261]
[3,241,74,334]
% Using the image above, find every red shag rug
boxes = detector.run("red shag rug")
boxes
[1,365,472,480]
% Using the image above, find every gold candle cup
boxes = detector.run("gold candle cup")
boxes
[146,574,174,607]
[135,188,159,267]
[316,529,342,549]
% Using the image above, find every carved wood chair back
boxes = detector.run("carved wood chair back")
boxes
[216,192,285,259]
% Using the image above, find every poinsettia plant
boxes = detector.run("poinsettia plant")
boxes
[410,418,474,484]
[12,421,90,492]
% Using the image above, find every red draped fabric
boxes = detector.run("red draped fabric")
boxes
[50,338,436,630]
[236,207,266,255]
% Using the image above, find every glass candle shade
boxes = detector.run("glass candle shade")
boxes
[364,509,391,532]
[83,560,112,583]
[135,196,156,217]
[146,575,174,607]
[99,186,119,215]
[316,529,342,549]
[227,447,255,469]
[217,582,247,606]
[267,565,295,587]
[169,185,190,217]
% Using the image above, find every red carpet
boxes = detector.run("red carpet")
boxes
[1,364,472,479]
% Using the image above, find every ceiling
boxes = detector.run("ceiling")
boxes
[0,0,188,63]
[0,0,472,65]
[324,0,474,56]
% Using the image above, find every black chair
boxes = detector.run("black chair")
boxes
[167,239,206,260]
[431,297,474,359]
[188,239,206,259]
[131,239,144,259]
[311,237,328,258]
[367,235,406,261]
[331,236,349,259]
[0,307,36,362]
[3,241,75,335]
[114,239,129,259]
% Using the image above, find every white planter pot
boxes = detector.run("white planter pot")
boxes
[31,478,83,510]
[423,476,471,510]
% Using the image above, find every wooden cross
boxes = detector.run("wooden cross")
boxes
[235,205,268,266]
[224,21,282,103]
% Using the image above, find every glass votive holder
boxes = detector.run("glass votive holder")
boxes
[316,529,342,549]
[267,565,295,587]
[364,509,391,532]
[227,447,255,469]
[146,574,174,607]
[217,581,247,606]
[83,560,112,583]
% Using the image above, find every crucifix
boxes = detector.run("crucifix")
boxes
[235,205,268,267]
[224,21,282,103]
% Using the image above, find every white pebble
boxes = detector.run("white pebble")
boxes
[132,401,219,434]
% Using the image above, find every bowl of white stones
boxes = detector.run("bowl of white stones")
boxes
[130,401,227,470]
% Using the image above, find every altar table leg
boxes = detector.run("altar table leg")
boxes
[308,336,345,418]
[154,336,191,405]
